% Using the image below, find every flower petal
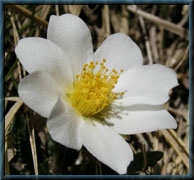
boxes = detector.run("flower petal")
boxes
[94,33,143,71]
[106,104,177,135]
[80,119,133,174]
[114,64,178,105]
[18,71,60,118]
[15,37,73,91]
[47,14,93,75]
[47,96,83,150]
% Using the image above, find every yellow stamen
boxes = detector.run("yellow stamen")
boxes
[70,59,124,116]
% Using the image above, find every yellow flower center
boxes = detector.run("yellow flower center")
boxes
[70,59,124,117]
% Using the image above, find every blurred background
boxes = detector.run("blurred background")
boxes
[4,4,189,175]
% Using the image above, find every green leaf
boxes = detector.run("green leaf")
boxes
[127,151,163,174]
[146,151,164,167]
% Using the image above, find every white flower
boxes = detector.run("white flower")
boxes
[15,14,178,174]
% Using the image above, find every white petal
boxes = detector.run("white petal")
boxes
[80,119,133,174]
[47,96,83,150]
[47,14,93,75]
[18,71,60,118]
[114,64,178,105]
[15,37,73,91]
[106,104,177,135]
[94,33,143,71]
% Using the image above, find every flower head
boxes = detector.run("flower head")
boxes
[15,14,178,174]
[70,59,125,116]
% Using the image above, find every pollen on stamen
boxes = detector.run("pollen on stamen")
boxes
[70,59,124,117]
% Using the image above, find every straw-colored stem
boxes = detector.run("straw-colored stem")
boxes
[27,118,39,175]
[127,6,188,40]
[5,98,23,135]
[7,5,48,27]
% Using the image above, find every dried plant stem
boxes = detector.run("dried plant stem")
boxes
[160,129,189,169]
[178,12,189,27]
[5,141,10,175]
[164,105,188,119]
[9,11,19,45]
[150,26,159,63]
[26,118,39,175]
[127,6,188,40]
[141,144,147,172]
[38,5,51,20]
[174,47,189,71]
[103,5,110,37]
[133,4,153,64]
[5,98,23,135]
[55,5,59,16]
[168,129,189,156]
[9,9,23,82]
[5,98,23,175]
[69,5,83,16]
[94,5,111,47]
[5,97,21,102]
[7,5,48,27]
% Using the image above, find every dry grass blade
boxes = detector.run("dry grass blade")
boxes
[69,5,83,16]
[36,5,51,20]
[168,129,189,156]
[9,11,19,45]
[102,5,110,38]
[174,47,189,71]
[5,141,10,175]
[160,129,189,169]
[55,5,60,16]
[7,5,48,27]
[5,97,21,102]
[127,6,188,40]
[5,98,23,175]
[135,5,153,64]
[27,118,39,175]
[5,98,23,135]
[165,105,188,120]
[5,97,39,175]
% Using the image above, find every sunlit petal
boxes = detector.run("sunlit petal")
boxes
[106,104,177,134]
[47,14,93,75]
[114,64,178,105]
[94,33,143,72]
[81,119,133,174]
[18,71,60,118]
[47,96,83,150]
